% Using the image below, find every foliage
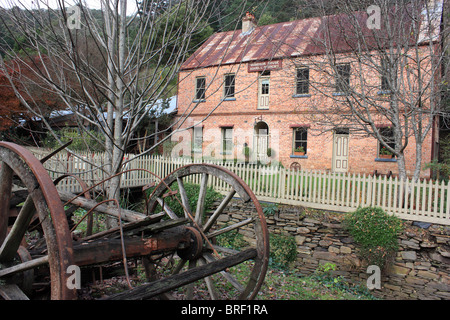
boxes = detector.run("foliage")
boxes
[210,0,326,32]
[379,146,393,155]
[146,181,222,218]
[423,159,450,182]
[259,266,377,300]
[0,71,34,131]
[242,145,251,158]
[314,262,337,278]
[42,128,105,152]
[151,2,214,64]
[70,207,107,236]
[294,146,304,153]
[439,132,450,162]
[161,139,178,157]
[269,233,297,269]
[343,207,404,270]
[216,225,247,250]
[307,263,377,300]
[262,202,278,216]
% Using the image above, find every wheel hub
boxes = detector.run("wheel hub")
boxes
[177,226,203,260]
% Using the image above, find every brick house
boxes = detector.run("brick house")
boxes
[174,3,443,178]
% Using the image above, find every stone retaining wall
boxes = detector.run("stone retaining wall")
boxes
[214,199,450,300]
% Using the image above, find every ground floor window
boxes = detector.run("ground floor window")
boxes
[192,127,203,153]
[221,127,233,155]
[378,127,395,157]
[292,127,307,154]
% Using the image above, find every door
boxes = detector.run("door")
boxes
[333,133,349,172]
[258,76,270,109]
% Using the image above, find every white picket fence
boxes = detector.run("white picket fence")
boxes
[34,151,450,226]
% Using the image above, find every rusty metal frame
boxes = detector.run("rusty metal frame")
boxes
[0,142,76,300]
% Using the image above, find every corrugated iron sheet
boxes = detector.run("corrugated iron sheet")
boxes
[180,2,436,71]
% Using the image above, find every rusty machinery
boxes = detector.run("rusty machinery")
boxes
[0,142,269,300]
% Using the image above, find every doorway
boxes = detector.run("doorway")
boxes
[333,129,349,173]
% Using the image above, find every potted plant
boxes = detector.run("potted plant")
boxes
[293,146,305,156]
[379,146,394,159]
[242,145,251,163]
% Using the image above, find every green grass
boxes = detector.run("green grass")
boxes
[259,269,377,300]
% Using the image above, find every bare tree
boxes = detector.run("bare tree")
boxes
[0,0,223,226]
[0,0,269,227]
[292,0,448,181]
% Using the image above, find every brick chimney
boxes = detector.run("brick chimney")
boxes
[242,11,256,34]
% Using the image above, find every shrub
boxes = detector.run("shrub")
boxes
[269,233,297,269]
[343,207,403,270]
[242,146,251,158]
[43,128,105,152]
[262,202,278,217]
[216,226,247,250]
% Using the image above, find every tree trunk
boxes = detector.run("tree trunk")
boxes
[413,141,423,182]
[396,153,408,181]
[104,0,127,229]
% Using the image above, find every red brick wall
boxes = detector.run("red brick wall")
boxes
[175,50,436,178]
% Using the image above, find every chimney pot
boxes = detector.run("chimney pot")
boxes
[242,11,256,34]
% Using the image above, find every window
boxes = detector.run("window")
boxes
[292,127,308,155]
[378,127,396,157]
[335,63,350,93]
[192,127,203,153]
[258,72,270,109]
[224,74,235,98]
[221,127,233,155]
[296,67,309,95]
[195,77,206,101]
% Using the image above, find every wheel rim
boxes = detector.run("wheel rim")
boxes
[0,142,76,300]
[146,164,269,300]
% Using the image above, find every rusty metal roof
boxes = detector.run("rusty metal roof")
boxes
[180,2,440,71]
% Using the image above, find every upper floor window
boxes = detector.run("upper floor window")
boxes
[224,74,235,99]
[296,67,309,95]
[258,71,270,109]
[195,77,206,101]
[335,63,350,93]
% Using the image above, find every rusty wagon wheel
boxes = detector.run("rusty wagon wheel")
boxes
[142,164,270,300]
[0,142,76,300]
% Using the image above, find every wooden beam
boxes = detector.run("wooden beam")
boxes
[58,191,146,222]
[0,284,29,300]
[81,212,165,241]
[105,248,257,300]
[73,227,190,267]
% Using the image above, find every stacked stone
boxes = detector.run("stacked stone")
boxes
[210,197,450,300]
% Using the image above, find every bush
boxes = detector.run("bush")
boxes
[262,202,278,217]
[343,207,403,270]
[269,233,297,269]
[43,128,105,152]
[216,226,247,250]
